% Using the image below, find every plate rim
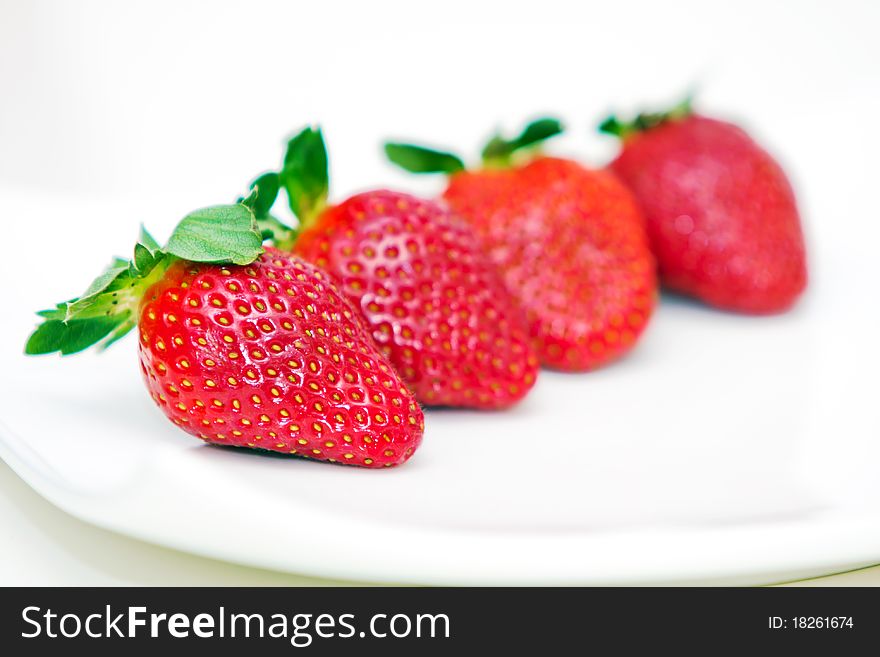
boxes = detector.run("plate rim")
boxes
[3,419,879,586]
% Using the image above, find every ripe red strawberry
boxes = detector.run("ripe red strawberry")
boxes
[26,202,424,468]
[247,127,538,409]
[385,119,657,371]
[601,100,808,313]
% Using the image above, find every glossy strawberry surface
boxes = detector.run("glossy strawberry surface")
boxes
[443,157,657,371]
[609,115,807,312]
[293,190,538,409]
[137,247,424,468]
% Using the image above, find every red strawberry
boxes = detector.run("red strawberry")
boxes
[26,202,424,468]
[385,119,657,371]
[600,99,808,313]
[248,127,538,409]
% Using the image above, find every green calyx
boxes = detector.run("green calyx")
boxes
[480,117,564,168]
[241,125,331,250]
[25,203,264,357]
[281,126,329,226]
[599,96,694,140]
[240,171,298,251]
[384,116,564,174]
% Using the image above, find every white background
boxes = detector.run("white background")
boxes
[1,0,879,585]
[3,0,878,229]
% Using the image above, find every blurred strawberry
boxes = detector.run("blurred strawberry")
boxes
[600,99,807,313]
[385,119,657,371]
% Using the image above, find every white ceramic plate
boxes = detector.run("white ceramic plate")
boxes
[1,181,879,586]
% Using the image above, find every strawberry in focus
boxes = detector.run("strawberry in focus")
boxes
[385,119,657,371]
[248,128,538,409]
[26,200,424,468]
[600,99,807,313]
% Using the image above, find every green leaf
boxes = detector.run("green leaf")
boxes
[97,316,137,351]
[481,117,563,164]
[512,118,564,150]
[247,171,281,218]
[280,126,329,224]
[135,243,165,277]
[133,242,154,273]
[139,225,161,252]
[240,172,298,248]
[598,115,624,138]
[36,303,71,320]
[256,213,298,251]
[25,314,132,356]
[81,260,131,298]
[164,204,263,266]
[383,142,466,174]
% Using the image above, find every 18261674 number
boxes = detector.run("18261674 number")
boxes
[769,616,854,630]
